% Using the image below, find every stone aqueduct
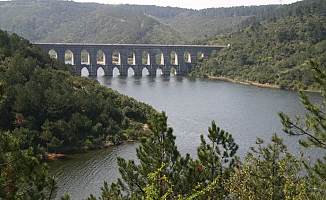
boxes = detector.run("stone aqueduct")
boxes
[35,43,225,76]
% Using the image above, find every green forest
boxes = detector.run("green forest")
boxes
[190,0,326,90]
[0,1,283,44]
[1,0,326,199]
[1,30,326,199]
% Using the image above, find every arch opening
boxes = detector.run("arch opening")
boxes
[170,51,178,65]
[156,52,164,65]
[127,52,135,65]
[142,51,150,65]
[127,67,135,77]
[97,50,105,65]
[142,67,149,77]
[81,50,90,65]
[171,67,177,75]
[112,51,120,65]
[113,67,120,77]
[156,67,163,76]
[49,49,57,59]
[81,67,89,77]
[97,67,105,77]
[197,52,204,60]
[65,50,74,65]
[184,51,191,63]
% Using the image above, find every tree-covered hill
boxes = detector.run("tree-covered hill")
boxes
[190,0,326,90]
[118,4,280,42]
[0,0,287,44]
[0,29,156,153]
[0,0,185,44]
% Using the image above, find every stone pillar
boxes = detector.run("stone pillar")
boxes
[163,54,170,75]
[150,55,156,66]
[106,65,113,76]
[104,51,112,66]
[191,54,198,64]
[177,52,185,75]
[120,53,128,76]
[148,66,156,76]
[133,66,142,76]
[72,51,80,75]
[89,53,97,76]
[57,52,65,63]
[162,65,170,76]
[73,52,81,65]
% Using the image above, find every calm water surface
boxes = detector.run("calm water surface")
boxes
[49,72,324,199]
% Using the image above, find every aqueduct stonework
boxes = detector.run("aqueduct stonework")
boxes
[35,43,225,76]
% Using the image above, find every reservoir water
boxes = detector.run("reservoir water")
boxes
[49,73,324,199]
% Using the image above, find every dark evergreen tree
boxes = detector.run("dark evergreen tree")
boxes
[279,61,326,198]
[196,120,238,199]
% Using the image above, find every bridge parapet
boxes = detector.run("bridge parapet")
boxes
[35,43,225,76]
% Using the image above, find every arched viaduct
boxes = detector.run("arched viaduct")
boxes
[35,43,225,76]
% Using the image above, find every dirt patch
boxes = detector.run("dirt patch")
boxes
[46,153,67,161]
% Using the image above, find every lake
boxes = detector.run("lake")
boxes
[49,72,324,199]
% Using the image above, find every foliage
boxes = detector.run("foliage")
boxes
[196,120,238,198]
[0,1,300,44]
[279,61,326,198]
[190,0,326,90]
[226,133,312,200]
[0,131,56,199]
[88,114,239,199]
[0,1,185,44]
[118,4,280,42]
[0,29,156,154]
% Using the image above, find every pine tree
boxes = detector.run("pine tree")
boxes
[279,60,326,198]
[226,133,309,200]
[0,131,56,199]
[90,112,192,199]
[196,120,238,199]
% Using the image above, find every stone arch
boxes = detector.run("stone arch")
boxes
[184,51,191,63]
[171,66,177,75]
[170,51,178,65]
[113,67,120,77]
[127,51,135,65]
[156,66,163,76]
[81,67,89,77]
[112,51,121,65]
[128,67,135,76]
[81,50,90,65]
[97,50,105,65]
[142,51,150,65]
[65,49,74,65]
[155,51,164,65]
[197,52,204,60]
[97,67,105,76]
[142,67,149,76]
[49,49,57,59]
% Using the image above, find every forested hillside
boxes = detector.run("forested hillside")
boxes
[118,4,280,42]
[0,1,184,44]
[0,29,156,153]
[190,0,326,90]
[0,0,284,44]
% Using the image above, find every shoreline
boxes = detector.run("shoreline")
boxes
[44,141,131,161]
[207,75,280,89]
[207,75,322,92]
[44,124,151,161]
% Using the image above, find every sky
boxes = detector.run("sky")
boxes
[73,0,301,10]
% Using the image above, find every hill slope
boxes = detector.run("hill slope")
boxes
[0,1,185,44]
[118,4,280,42]
[0,1,286,44]
[0,29,156,152]
[190,0,326,90]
